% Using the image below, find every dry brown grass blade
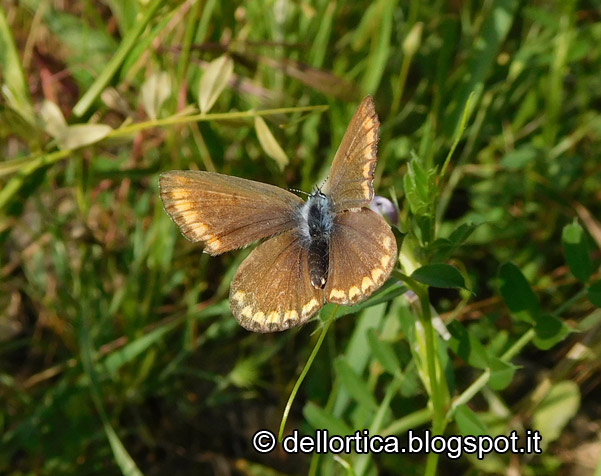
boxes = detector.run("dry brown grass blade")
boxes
[573,202,601,250]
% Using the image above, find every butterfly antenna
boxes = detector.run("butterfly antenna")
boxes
[288,187,310,197]
[313,177,329,193]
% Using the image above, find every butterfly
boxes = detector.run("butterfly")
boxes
[159,96,397,332]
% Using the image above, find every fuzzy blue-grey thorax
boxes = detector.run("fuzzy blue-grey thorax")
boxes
[297,191,334,243]
[296,190,335,289]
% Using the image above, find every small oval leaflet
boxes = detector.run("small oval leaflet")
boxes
[254,116,289,170]
[57,124,112,150]
[199,55,233,114]
[411,263,467,290]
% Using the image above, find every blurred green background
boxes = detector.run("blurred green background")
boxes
[1,1,601,475]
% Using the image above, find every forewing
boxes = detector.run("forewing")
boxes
[160,171,303,255]
[325,209,397,305]
[230,231,324,332]
[323,96,380,212]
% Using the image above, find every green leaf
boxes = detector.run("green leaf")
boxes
[488,357,517,390]
[139,71,172,119]
[228,358,261,389]
[586,280,601,308]
[254,116,289,170]
[498,262,539,323]
[0,9,36,127]
[103,421,145,476]
[39,100,68,138]
[303,402,353,436]
[447,321,490,369]
[321,282,406,321]
[367,329,401,374]
[562,222,592,283]
[79,312,144,476]
[500,146,538,170]
[360,0,396,93]
[103,320,178,378]
[334,357,378,412]
[428,238,453,260]
[533,314,572,350]
[532,380,580,449]
[73,0,166,117]
[444,0,519,135]
[577,310,601,333]
[448,222,478,246]
[330,303,388,417]
[431,222,478,262]
[411,264,467,289]
[105,0,139,33]
[403,156,436,217]
[57,124,112,150]
[350,2,380,51]
[403,22,423,57]
[455,404,489,436]
[198,55,233,113]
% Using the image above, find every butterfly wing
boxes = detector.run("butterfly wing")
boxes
[323,96,380,212]
[230,231,324,332]
[159,171,304,255]
[325,209,396,305]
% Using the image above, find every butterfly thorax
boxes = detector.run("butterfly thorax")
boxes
[297,191,335,289]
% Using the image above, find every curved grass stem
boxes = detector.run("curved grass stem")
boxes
[278,306,338,441]
[396,271,448,476]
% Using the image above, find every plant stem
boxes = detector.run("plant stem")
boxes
[446,328,536,420]
[397,271,448,476]
[73,0,167,117]
[416,284,446,476]
[355,370,404,476]
[109,105,329,138]
[278,306,337,441]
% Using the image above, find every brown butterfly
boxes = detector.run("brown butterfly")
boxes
[159,96,397,332]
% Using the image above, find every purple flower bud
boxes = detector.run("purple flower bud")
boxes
[370,195,399,225]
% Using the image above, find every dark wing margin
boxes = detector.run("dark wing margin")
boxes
[323,96,380,212]
[325,209,396,306]
[159,171,304,255]
[230,231,324,332]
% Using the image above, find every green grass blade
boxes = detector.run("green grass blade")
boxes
[79,311,144,476]
[0,8,36,126]
[444,0,519,136]
[361,0,397,94]
[72,0,167,117]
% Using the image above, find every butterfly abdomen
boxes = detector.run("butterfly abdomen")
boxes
[297,191,335,289]
[308,235,329,288]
